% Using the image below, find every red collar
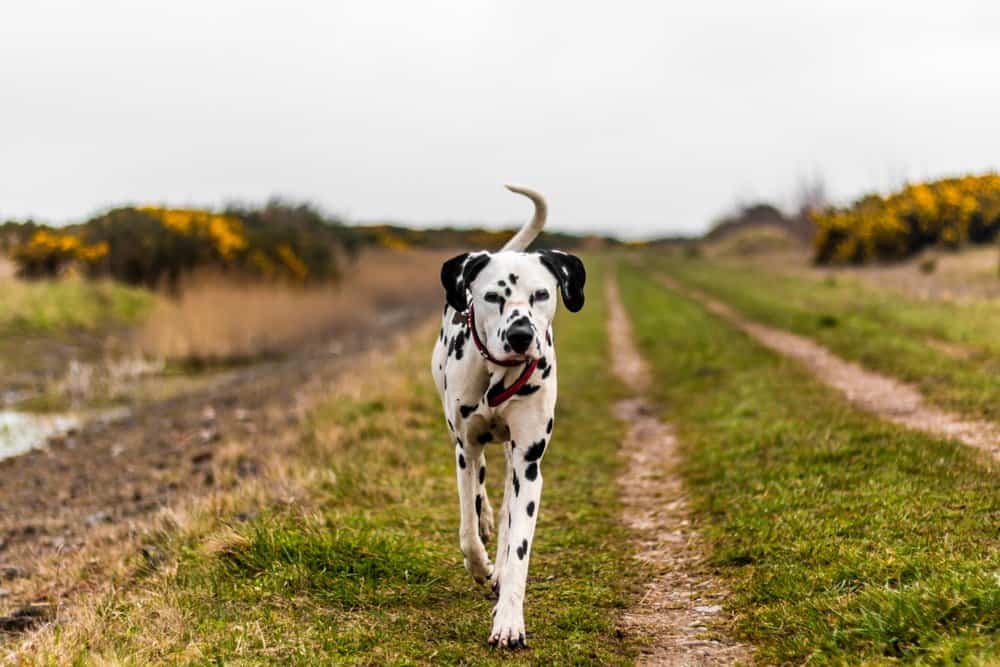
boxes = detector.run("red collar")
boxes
[467,303,540,407]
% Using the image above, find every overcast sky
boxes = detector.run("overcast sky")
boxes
[2,1,999,238]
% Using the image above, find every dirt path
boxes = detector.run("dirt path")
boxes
[0,304,432,637]
[657,275,1000,462]
[606,276,746,666]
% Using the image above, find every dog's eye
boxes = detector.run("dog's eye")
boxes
[484,292,502,304]
[533,289,550,302]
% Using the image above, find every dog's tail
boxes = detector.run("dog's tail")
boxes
[501,184,547,252]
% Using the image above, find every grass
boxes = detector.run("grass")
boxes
[0,275,152,335]
[138,249,450,363]
[651,255,1000,422]
[617,261,1000,664]
[24,260,641,664]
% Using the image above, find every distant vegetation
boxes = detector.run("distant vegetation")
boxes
[6,202,358,288]
[0,277,152,335]
[812,172,1000,264]
[705,202,814,245]
[1,204,615,289]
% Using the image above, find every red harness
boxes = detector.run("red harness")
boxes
[467,303,540,407]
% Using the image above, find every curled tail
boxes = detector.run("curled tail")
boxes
[501,185,547,252]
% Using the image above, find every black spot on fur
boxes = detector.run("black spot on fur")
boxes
[513,470,520,496]
[516,539,528,560]
[447,419,454,432]
[546,417,553,434]
[439,327,444,340]
[537,357,547,370]
[460,404,476,419]
[524,462,538,481]
[509,273,518,284]
[515,384,540,397]
[526,501,535,517]
[542,365,552,379]
[477,431,493,444]
[479,465,486,484]
[505,287,511,297]
[487,378,507,404]
[456,438,464,449]
[498,280,506,287]
[458,453,466,469]
[546,330,552,346]
[475,494,482,518]
[524,438,546,462]
[451,331,466,360]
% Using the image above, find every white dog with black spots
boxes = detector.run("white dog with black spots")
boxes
[431,185,586,649]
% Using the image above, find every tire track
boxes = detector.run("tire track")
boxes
[657,274,1000,462]
[607,275,746,666]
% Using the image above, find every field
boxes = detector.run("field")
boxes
[5,242,1000,664]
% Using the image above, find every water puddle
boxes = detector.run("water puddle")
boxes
[0,411,81,460]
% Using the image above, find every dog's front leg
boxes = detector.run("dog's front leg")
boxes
[488,406,551,649]
[491,439,515,595]
[456,438,492,584]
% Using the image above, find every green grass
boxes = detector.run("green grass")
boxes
[650,256,1000,422]
[0,276,153,334]
[50,261,641,665]
[618,262,1000,664]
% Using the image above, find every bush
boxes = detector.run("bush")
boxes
[12,201,359,287]
[812,173,1000,264]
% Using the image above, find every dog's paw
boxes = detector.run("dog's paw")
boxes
[488,604,527,650]
[463,556,494,585]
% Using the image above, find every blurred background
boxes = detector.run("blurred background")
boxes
[4,1,1000,660]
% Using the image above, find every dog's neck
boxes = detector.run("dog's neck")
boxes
[466,304,539,408]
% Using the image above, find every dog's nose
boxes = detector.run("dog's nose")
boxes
[507,322,534,354]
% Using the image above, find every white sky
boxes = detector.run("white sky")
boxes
[2,0,999,238]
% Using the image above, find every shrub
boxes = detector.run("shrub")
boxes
[813,173,1000,264]
[12,201,359,287]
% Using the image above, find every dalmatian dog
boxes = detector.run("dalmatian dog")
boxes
[431,185,586,649]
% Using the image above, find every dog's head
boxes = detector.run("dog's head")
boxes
[441,250,586,363]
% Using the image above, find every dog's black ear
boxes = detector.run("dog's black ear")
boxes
[441,253,469,311]
[538,250,586,312]
[441,252,492,312]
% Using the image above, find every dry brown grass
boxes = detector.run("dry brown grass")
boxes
[8,324,432,664]
[137,249,450,362]
[0,255,15,280]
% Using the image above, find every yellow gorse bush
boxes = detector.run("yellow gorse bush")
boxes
[17,230,108,264]
[813,173,1000,264]
[138,207,248,259]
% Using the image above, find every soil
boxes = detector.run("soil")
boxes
[659,275,1000,462]
[606,276,747,666]
[0,302,434,635]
